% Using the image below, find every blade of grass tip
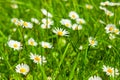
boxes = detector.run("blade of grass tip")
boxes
[0,30,7,40]
[53,43,70,80]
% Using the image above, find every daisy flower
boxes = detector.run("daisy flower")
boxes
[41,23,51,29]
[100,1,110,6]
[41,8,52,18]
[8,40,22,50]
[28,38,37,46]
[76,18,86,24]
[72,24,82,30]
[22,21,33,28]
[113,28,120,35]
[52,28,69,36]
[40,41,52,49]
[42,18,54,26]
[105,24,116,33]
[85,4,93,9]
[100,1,120,6]
[31,18,40,24]
[105,10,114,17]
[103,65,119,77]
[30,52,47,64]
[60,19,72,28]
[88,75,102,80]
[99,6,107,11]
[88,37,98,47]
[15,63,30,75]
[11,18,18,25]
[16,19,24,26]
[69,11,79,20]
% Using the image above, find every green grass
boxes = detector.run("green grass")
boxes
[0,0,120,80]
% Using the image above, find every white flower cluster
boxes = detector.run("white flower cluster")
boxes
[11,18,33,28]
[41,9,54,29]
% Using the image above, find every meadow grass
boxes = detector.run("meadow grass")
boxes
[0,0,120,80]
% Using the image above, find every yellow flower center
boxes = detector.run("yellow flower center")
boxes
[23,22,28,27]
[58,31,63,36]
[109,26,114,31]
[46,20,50,25]
[86,5,91,9]
[91,40,95,45]
[114,29,119,33]
[65,23,70,27]
[13,43,18,48]
[20,68,26,73]
[34,56,41,62]
[44,45,48,48]
[30,41,34,45]
[79,21,82,24]
[107,68,113,74]
[17,22,21,26]
[13,19,17,23]
[72,15,76,18]
[75,26,78,30]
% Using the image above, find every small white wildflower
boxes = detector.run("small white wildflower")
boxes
[40,41,52,49]
[103,65,119,77]
[8,40,22,50]
[41,8,52,18]
[72,24,82,30]
[105,24,116,33]
[41,24,51,29]
[69,11,79,20]
[52,28,69,36]
[28,38,37,46]
[88,37,98,47]
[99,6,107,11]
[60,19,72,28]
[105,10,114,17]
[100,1,111,6]
[114,28,120,35]
[31,18,40,24]
[11,18,18,24]
[15,63,30,75]
[76,18,86,24]
[42,18,54,26]
[30,52,47,64]
[22,21,33,28]
[88,75,102,80]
